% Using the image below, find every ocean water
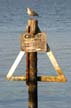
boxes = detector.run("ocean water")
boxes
[0,0,71,108]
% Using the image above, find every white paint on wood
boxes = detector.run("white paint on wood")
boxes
[46,50,60,71]
[7,51,25,78]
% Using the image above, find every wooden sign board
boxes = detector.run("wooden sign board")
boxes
[20,32,47,52]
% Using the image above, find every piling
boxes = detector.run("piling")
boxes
[26,19,40,108]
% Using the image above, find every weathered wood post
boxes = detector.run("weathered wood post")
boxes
[26,19,40,108]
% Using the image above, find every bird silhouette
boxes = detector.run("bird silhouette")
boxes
[26,8,39,16]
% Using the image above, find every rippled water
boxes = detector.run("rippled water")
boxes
[0,0,71,108]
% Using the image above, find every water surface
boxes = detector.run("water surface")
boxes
[0,0,71,108]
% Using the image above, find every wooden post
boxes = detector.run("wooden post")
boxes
[26,19,40,108]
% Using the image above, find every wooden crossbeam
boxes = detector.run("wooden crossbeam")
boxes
[7,75,67,82]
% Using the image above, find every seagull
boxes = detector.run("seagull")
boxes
[26,8,39,16]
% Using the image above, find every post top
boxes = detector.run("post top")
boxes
[28,18,38,25]
[28,18,38,21]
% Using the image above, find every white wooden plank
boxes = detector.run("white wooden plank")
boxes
[7,51,25,78]
[46,50,64,76]
[47,50,59,70]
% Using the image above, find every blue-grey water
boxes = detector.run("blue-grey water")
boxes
[0,0,71,108]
